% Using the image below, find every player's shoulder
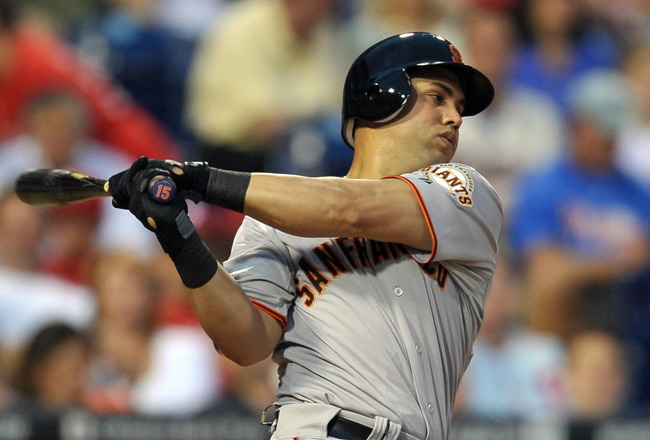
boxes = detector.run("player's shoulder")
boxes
[404,162,499,197]
[401,162,503,217]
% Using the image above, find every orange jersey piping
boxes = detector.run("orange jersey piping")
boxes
[386,175,438,264]
[251,299,287,331]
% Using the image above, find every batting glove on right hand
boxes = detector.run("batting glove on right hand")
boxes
[144,158,251,213]
[143,159,211,204]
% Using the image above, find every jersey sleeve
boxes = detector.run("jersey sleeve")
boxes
[389,163,503,271]
[222,217,297,330]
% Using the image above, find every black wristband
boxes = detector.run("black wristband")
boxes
[205,168,251,212]
[169,231,219,289]
[156,211,219,289]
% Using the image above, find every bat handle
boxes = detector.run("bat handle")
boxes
[148,175,177,204]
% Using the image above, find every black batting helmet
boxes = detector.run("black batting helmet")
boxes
[341,32,494,148]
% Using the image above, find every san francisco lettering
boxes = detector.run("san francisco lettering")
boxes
[294,237,448,307]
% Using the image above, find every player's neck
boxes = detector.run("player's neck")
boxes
[349,138,439,178]
[346,154,413,179]
[350,128,431,178]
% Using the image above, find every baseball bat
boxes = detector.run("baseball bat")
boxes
[14,168,176,206]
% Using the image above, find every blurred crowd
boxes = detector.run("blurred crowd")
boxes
[0,0,649,431]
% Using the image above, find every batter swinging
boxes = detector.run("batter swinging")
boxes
[109,32,502,440]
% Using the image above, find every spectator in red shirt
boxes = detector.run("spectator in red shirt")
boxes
[0,1,180,161]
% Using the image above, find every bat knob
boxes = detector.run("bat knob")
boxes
[148,175,176,204]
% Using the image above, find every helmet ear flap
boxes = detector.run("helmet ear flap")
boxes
[356,70,412,122]
[341,70,411,148]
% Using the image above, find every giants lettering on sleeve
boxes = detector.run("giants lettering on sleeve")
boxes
[421,164,474,207]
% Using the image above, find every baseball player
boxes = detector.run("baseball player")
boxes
[109,32,502,440]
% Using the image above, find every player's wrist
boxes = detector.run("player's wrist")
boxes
[176,161,211,203]
[168,230,219,289]
[204,168,251,213]
[154,209,218,288]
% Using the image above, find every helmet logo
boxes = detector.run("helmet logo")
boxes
[449,45,463,64]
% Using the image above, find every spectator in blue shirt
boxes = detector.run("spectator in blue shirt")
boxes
[508,69,650,411]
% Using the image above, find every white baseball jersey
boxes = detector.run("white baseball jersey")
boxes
[223,163,503,439]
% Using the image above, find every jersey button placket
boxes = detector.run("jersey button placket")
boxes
[393,286,404,297]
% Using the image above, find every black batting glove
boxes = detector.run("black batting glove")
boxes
[143,159,211,204]
[126,168,219,288]
[108,156,150,209]
[144,158,251,212]
[126,168,189,239]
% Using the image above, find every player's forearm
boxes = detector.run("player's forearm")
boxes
[241,173,429,249]
[202,166,366,236]
[185,264,282,366]
[244,173,358,237]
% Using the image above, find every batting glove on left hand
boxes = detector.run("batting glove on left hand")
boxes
[126,168,191,250]
[130,168,218,288]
